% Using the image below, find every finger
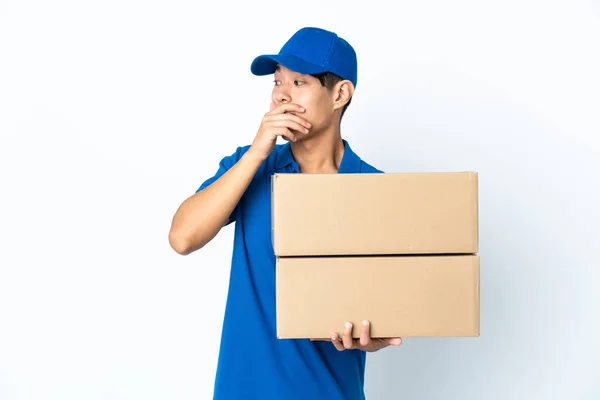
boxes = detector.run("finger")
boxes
[265,113,311,133]
[270,120,310,134]
[266,113,312,129]
[342,322,354,349]
[331,333,345,351]
[268,103,305,116]
[387,337,403,346]
[359,320,371,348]
[274,129,297,142]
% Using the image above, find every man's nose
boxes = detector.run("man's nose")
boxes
[274,86,292,104]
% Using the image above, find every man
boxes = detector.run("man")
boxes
[169,27,401,400]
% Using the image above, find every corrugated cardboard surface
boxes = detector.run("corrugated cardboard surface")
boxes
[271,172,478,256]
[276,255,480,338]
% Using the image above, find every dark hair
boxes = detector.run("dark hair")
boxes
[310,72,352,119]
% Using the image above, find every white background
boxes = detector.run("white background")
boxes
[1,0,599,399]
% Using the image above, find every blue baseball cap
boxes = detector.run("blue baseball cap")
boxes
[250,27,358,88]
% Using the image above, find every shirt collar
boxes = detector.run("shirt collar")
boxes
[275,139,362,173]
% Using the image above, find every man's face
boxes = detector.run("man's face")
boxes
[271,64,335,139]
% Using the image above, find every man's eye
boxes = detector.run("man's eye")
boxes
[273,80,281,86]
[294,80,305,86]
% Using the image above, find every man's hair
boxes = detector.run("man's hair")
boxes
[310,72,352,119]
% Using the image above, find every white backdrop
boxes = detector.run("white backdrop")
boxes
[1,0,599,399]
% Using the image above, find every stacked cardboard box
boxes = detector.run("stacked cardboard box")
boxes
[272,172,480,339]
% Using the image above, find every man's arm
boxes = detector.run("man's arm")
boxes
[168,102,310,256]
[168,150,263,255]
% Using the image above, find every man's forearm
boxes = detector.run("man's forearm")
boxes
[168,150,263,255]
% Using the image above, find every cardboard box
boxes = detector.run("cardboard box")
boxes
[271,172,478,256]
[276,255,480,338]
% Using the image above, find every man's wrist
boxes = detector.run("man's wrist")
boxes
[243,147,265,164]
[241,147,265,169]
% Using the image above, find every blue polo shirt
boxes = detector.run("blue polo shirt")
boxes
[196,139,382,400]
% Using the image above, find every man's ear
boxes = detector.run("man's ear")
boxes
[332,80,354,111]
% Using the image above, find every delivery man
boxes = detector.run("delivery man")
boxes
[168,26,402,400]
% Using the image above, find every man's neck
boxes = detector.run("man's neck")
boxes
[290,129,345,174]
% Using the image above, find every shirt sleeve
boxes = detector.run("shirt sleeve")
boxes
[195,146,249,225]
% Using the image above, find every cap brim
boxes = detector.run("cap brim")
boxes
[250,54,327,76]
